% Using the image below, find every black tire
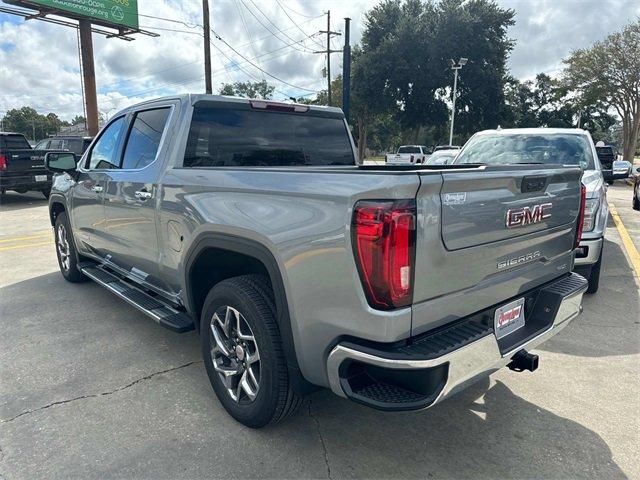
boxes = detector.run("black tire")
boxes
[42,187,51,199]
[586,247,603,294]
[54,212,88,283]
[633,193,640,211]
[607,180,614,185]
[200,274,301,428]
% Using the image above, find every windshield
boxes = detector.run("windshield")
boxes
[427,151,457,165]
[398,146,421,154]
[455,133,595,169]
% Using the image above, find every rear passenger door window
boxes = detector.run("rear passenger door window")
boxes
[121,108,170,170]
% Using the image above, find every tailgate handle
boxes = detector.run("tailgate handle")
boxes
[521,176,547,193]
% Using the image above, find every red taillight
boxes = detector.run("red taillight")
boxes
[352,200,416,309]
[574,183,587,249]
[0,155,7,171]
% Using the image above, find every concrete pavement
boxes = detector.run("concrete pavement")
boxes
[0,187,638,479]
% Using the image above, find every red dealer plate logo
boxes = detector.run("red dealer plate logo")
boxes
[494,297,526,340]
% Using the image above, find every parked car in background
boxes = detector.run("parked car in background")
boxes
[0,132,53,198]
[633,166,640,210]
[612,160,632,180]
[454,128,608,293]
[426,149,458,165]
[45,94,588,428]
[34,135,93,156]
[595,142,617,184]
[433,145,461,152]
[385,145,428,165]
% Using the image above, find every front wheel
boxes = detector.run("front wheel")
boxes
[201,275,301,428]
[54,212,88,283]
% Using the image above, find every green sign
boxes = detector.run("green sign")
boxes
[21,0,138,29]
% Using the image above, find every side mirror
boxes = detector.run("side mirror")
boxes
[45,152,77,174]
[634,166,640,175]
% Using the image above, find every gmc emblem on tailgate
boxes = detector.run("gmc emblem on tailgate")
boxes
[506,203,552,228]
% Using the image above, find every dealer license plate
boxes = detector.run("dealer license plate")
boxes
[494,297,525,340]
[34,175,47,182]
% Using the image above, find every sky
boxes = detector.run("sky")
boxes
[0,0,638,121]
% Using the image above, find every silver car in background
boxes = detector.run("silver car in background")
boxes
[454,128,607,293]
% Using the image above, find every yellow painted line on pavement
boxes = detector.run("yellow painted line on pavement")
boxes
[0,233,51,243]
[0,241,52,252]
[609,203,640,278]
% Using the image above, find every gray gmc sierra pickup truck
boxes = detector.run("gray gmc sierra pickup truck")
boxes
[46,94,588,428]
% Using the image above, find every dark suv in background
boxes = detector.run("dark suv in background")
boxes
[595,144,617,184]
[34,136,92,156]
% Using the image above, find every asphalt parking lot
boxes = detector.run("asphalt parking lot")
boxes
[1,183,638,479]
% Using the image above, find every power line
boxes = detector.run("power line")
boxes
[247,0,316,49]
[237,0,311,53]
[277,2,322,19]
[96,33,323,103]
[275,0,325,49]
[234,0,265,80]
[138,25,203,35]
[138,13,202,29]
[210,29,319,93]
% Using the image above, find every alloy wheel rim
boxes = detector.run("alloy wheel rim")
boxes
[56,224,70,271]
[209,305,260,403]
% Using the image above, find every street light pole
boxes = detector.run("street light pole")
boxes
[449,57,467,146]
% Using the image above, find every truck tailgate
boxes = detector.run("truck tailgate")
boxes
[411,165,582,335]
[2,149,48,174]
[440,167,579,249]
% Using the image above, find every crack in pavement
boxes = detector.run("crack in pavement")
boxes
[1,361,202,424]
[308,399,332,479]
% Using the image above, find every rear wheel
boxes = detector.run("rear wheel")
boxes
[200,275,301,428]
[54,212,88,283]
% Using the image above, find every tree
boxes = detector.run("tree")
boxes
[433,0,515,138]
[349,0,516,152]
[71,115,86,126]
[219,80,275,99]
[1,107,68,140]
[563,20,640,161]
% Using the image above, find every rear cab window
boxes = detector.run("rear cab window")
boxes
[1,135,31,150]
[183,102,354,167]
[398,146,421,154]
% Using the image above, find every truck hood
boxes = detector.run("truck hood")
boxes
[581,169,604,199]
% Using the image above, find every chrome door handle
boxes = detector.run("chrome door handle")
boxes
[91,185,103,193]
[134,190,152,200]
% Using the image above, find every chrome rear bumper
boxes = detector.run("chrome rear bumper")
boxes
[326,273,587,411]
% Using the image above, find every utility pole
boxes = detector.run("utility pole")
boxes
[342,17,351,123]
[79,19,99,136]
[202,0,213,94]
[314,11,341,106]
[448,57,467,146]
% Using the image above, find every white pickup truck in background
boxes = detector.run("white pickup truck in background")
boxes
[385,145,428,165]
